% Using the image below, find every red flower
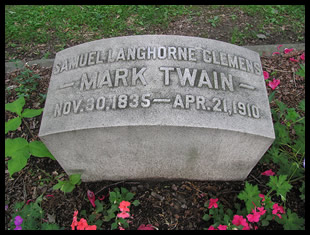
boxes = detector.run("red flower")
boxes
[257,206,266,216]
[208,198,218,209]
[85,225,97,230]
[289,57,299,62]
[284,48,294,54]
[277,44,283,51]
[77,218,88,230]
[272,52,280,55]
[263,71,270,80]
[259,194,265,202]
[218,225,227,230]
[268,79,280,90]
[119,200,131,212]
[117,211,130,219]
[272,203,285,219]
[87,190,96,208]
[208,225,217,230]
[261,169,275,176]
[137,224,155,230]
[300,53,305,60]
[232,215,248,227]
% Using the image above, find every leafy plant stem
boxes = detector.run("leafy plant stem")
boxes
[22,118,35,140]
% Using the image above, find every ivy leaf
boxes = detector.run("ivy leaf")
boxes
[29,141,55,160]
[21,108,43,118]
[237,181,261,213]
[5,138,30,177]
[5,116,22,134]
[267,175,292,201]
[5,96,25,116]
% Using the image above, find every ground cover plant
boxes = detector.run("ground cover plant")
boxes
[5,5,305,230]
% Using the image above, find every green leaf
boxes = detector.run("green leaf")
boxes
[21,108,43,118]
[53,180,64,190]
[5,96,25,116]
[202,214,211,221]
[275,100,288,115]
[111,221,118,230]
[267,175,292,201]
[69,174,81,185]
[124,192,134,201]
[5,138,30,177]
[5,116,22,134]
[109,192,117,203]
[286,108,299,123]
[282,209,304,230]
[61,181,75,193]
[95,200,104,213]
[237,181,261,213]
[298,99,305,112]
[274,122,291,145]
[29,141,55,160]
[268,90,276,103]
[132,199,140,206]
[41,223,60,230]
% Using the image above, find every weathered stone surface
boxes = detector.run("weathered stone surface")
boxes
[39,35,275,182]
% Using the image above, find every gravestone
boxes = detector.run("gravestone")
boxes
[39,35,275,182]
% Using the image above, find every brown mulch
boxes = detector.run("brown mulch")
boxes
[5,49,305,230]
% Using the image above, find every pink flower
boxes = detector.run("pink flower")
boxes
[277,44,283,51]
[284,48,294,54]
[289,57,299,62]
[218,225,228,230]
[77,218,88,230]
[272,52,280,55]
[268,79,280,90]
[272,203,285,219]
[137,224,155,230]
[232,215,248,227]
[208,198,218,209]
[117,211,130,219]
[259,194,265,202]
[208,225,217,230]
[87,190,96,208]
[257,206,266,216]
[247,209,261,223]
[85,225,97,230]
[119,201,130,212]
[119,226,125,230]
[263,71,270,80]
[261,169,275,176]
[300,53,305,60]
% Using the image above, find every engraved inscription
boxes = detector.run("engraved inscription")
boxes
[53,93,260,119]
[50,41,265,124]
[53,46,262,76]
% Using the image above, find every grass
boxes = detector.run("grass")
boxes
[5,5,305,59]
[5,5,191,45]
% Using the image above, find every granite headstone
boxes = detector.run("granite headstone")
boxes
[39,35,275,182]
